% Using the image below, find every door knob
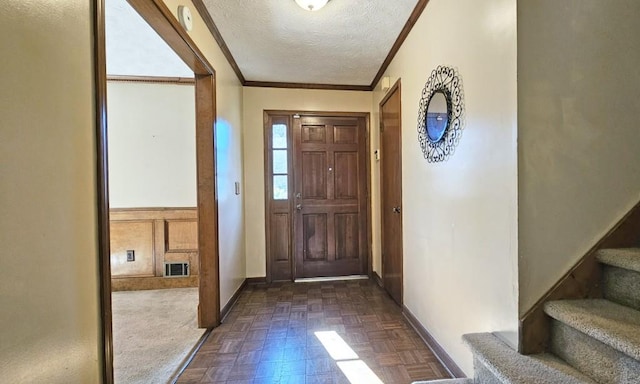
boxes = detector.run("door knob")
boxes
[296,204,302,211]
[392,206,401,214]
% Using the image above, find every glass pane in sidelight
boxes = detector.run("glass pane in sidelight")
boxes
[273,175,288,200]
[273,150,288,174]
[272,124,288,149]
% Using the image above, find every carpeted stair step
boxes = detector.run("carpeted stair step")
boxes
[411,379,473,384]
[596,248,640,311]
[544,299,640,383]
[544,299,640,360]
[463,333,595,383]
[549,319,640,383]
[596,248,640,273]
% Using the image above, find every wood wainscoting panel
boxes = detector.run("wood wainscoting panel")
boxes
[109,221,154,277]
[110,207,198,290]
[165,219,199,275]
[109,207,197,221]
[111,276,198,291]
[166,220,198,252]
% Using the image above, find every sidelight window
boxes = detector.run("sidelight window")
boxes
[272,124,288,200]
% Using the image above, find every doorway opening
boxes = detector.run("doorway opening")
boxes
[95,0,220,382]
[106,75,201,382]
[263,111,372,282]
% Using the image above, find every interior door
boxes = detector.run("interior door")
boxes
[380,81,403,305]
[293,115,368,278]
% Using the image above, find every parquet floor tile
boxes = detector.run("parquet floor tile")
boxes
[177,279,450,384]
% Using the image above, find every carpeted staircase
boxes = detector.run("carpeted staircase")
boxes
[416,248,640,384]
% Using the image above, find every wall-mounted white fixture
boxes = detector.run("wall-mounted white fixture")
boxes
[381,76,391,92]
[177,5,193,31]
[295,0,329,11]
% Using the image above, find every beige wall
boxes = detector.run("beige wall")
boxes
[242,87,373,277]
[0,0,102,382]
[162,0,246,307]
[518,0,640,314]
[107,82,197,208]
[372,0,518,374]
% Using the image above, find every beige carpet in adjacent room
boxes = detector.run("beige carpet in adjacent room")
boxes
[112,287,204,384]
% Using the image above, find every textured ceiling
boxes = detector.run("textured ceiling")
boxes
[106,0,192,77]
[201,0,419,86]
[105,0,419,86]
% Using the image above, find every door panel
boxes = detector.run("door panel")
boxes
[380,82,403,305]
[334,152,358,199]
[335,213,359,259]
[294,115,368,278]
[303,213,328,260]
[334,125,358,144]
[270,213,290,262]
[302,152,328,199]
[302,125,327,143]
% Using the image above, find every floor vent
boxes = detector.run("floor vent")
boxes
[164,262,189,277]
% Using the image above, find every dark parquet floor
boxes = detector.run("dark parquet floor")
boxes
[177,279,450,384]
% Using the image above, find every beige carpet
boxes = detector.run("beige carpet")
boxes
[112,288,204,384]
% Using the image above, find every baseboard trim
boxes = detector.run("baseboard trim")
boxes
[372,271,383,288]
[403,306,466,378]
[220,278,248,322]
[246,277,267,284]
[169,327,212,384]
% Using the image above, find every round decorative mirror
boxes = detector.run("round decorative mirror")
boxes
[417,66,465,163]
[425,90,449,142]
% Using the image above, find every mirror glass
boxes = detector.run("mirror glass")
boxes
[425,91,449,142]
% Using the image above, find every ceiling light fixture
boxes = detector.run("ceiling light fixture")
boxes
[295,0,329,11]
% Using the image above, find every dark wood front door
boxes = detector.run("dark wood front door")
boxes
[380,81,403,305]
[293,115,369,278]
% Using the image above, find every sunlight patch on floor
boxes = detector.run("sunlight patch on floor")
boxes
[338,360,385,384]
[315,331,359,360]
[315,330,385,384]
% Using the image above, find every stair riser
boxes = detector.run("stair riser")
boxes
[550,320,640,384]
[602,265,640,311]
[473,358,501,384]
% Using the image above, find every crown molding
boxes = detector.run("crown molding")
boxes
[191,0,245,83]
[369,0,430,89]
[192,0,430,91]
[244,80,371,92]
